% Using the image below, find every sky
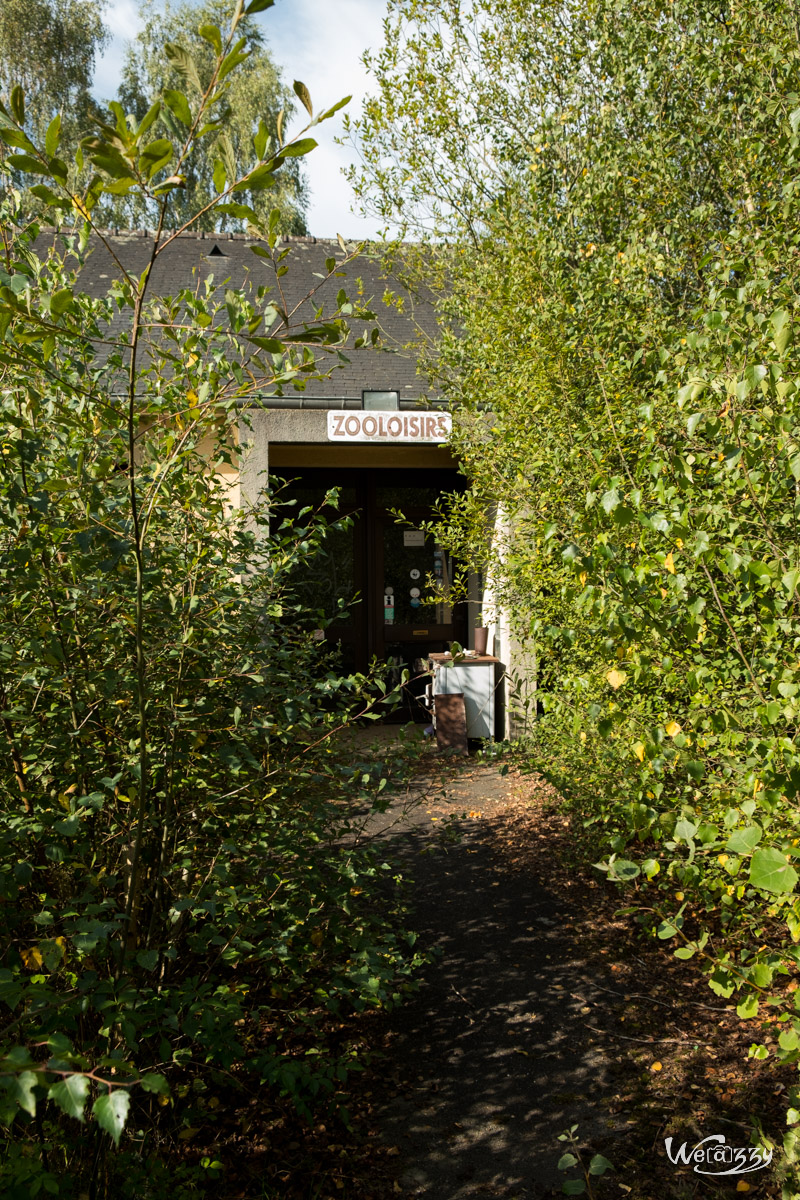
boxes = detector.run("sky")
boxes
[90,0,390,239]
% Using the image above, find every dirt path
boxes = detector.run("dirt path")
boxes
[360,759,617,1198]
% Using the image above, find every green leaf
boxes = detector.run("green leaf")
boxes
[782,567,800,597]
[139,138,174,179]
[12,1072,37,1117]
[29,183,69,208]
[93,1090,130,1146]
[736,994,759,1019]
[725,824,762,855]
[749,962,773,988]
[246,0,275,11]
[608,859,640,881]
[164,43,203,93]
[588,1154,613,1176]
[162,90,191,126]
[45,114,61,158]
[558,1153,579,1170]
[293,80,313,117]
[197,23,222,54]
[137,99,162,141]
[135,949,158,971]
[254,118,269,160]
[749,847,799,894]
[280,137,318,158]
[317,95,352,122]
[103,176,138,195]
[50,287,74,316]
[139,1073,168,1095]
[50,1074,89,1121]
[780,1029,800,1052]
[562,1183,586,1196]
[218,43,250,83]
[771,308,792,354]
[708,967,735,998]
[213,158,226,192]
[235,163,276,191]
[7,153,50,175]
[10,85,24,125]
[215,202,259,221]
[89,149,134,180]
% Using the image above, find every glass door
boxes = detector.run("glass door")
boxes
[376,497,464,720]
[272,478,367,673]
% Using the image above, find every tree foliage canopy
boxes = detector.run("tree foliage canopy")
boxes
[110,0,308,232]
[0,0,107,147]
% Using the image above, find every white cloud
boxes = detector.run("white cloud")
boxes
[90,0,389,239]
[262,0,388,238]
[93,0,145,101]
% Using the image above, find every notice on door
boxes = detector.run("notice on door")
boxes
[327,411,452,443]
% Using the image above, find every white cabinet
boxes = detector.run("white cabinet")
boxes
[429,653,504,740]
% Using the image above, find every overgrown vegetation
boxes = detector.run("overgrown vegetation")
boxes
[0,4,420,1194]
[351,0,800,1185]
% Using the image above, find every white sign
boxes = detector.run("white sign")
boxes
[404,531,425,547]
[327,410,452,443]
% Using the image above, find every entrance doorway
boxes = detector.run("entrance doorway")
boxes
[274,467,468,714]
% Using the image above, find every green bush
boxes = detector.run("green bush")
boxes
[0,6,421,1192]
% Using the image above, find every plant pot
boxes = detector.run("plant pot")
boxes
[473,626,489,656]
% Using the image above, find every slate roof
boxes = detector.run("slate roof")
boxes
[64,230,441,406]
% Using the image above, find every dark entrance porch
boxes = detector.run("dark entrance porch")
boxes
[273,465,468,715]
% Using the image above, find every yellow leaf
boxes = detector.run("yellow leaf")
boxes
[633,742,645,762]
[664,552,675,574]
[606,668,627,690]
[736,1183,751,1193]
[310,929,323,947]
[650,1061,663,1072]
[665,721,681,738]
[187,389,199,408]
[579,571,588,586]
[718,854,729,866]
[21,946,43,970]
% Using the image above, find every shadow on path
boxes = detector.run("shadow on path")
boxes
[364,764,619,1199]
